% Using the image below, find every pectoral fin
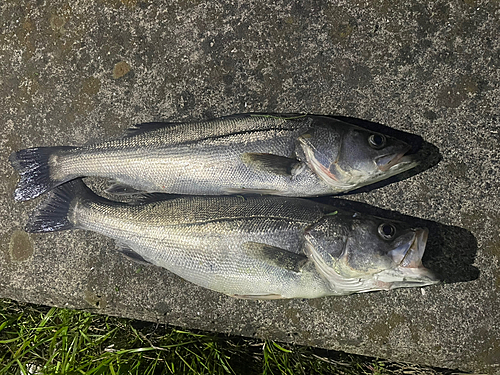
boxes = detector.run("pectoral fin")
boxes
[241,153,302,176]
[242,242,307,273]
[304,241,369,294]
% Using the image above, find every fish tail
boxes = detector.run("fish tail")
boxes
[25,179,94,233]
[9,146,77,201]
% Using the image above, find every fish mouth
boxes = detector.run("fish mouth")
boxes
[396,228,438,281]
[375,144,413,172]
[378,228,439,289]
[400,228,428,268]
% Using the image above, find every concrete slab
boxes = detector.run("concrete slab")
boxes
[1,0,499,372]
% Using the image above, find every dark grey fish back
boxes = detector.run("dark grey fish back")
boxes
[116,196,328,226]
[92,115,313,149]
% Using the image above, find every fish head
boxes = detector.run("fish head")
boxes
[304,213,439,294]
[298,123,417,191]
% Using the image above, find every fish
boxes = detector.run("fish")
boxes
[25,180,438,299]
[10,114,417,201]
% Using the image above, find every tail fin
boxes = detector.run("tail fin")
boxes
[9,146,77,201]
[26,179,93,233]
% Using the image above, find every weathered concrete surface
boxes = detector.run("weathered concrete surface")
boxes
[1,0,499,372]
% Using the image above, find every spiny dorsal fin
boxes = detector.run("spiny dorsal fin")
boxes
[241,153,302,176]
[242,242,307,273]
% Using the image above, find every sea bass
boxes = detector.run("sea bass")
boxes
[25,180,438,299]
[10,114,417,201]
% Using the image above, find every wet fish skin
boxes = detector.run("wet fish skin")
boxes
[25,180,438,299]
[10,114,418,201]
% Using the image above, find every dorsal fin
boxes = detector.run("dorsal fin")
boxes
[122,114,309,138]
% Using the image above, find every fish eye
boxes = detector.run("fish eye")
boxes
[378,223,396,240]
[368,134,386,149]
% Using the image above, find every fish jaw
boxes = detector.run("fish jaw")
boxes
[374,143,412,172]
[352,154,419,189]
[375,228,439,288]
[400,228,428,268]
[384,154,419,174]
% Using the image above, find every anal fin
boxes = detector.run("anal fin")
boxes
[115,241,152,266]
[231,293,285,300]
[105,182,145,196]
[223,187,282,195]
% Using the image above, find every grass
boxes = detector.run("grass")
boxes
[0,299,453,375]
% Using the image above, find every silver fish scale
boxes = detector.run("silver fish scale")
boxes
[51,115,336,196]
[80,195,326,227]
[73,195,333,298]
[76,115,310,149]
[121,115,312,147]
